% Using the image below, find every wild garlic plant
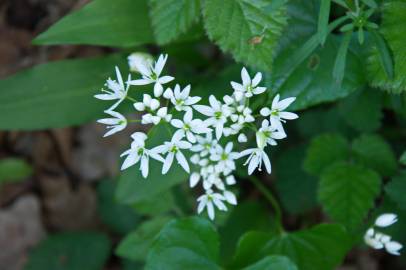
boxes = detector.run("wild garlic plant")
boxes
[95,53,298,220]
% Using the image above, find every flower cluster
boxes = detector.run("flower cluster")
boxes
[95,53,298,220]
[364,213,402,255]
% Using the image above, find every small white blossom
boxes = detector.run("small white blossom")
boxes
[97,110,127,137]
[256,120,287,147]
[134,94,160,112]
[127,54,174,97]
[210,142,239,171]
[128,52,153,73]
[94,67,130,110]
[375,213,398,227]
[152,132,192,174]
[230,67,266,101]
[260,94,298,132]
[171,109,211,143]
[223,190,237,205]
[197,189,228,220]
[163,84,201,111]
[194,95,231,140]
[238,133,248,143]
[239,148,271,175]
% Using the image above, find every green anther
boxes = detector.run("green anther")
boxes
[221,153,228,160]
[170,145,178,153]
[184,124,191,131]
[214,111,222,119]
[271,110,279,116]
[151,73,158,80]
[176,99,184,106]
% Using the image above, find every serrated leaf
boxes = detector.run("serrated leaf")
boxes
[33,0,153,47]
[116,216,172,262]
[385,171,406,210]
[243,256,298,270]
[367,1,406,93]
[149,0,200,44]
[232,224,350,270]
[202,0,288,70]
[0,54,126,130]
[275,146,318,214]
[24,232,111,270]
[304,133,350,176]
[0,158,32,185]
[319,162,381,229]
[352,134,397,177]
[338,88,383,132]
[370,29,394,79]
[145,217,221,270]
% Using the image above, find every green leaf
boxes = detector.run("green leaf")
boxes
[24,232,111,270]
[303,133,350,176]
[116,216,172,262]
[243,256,298,270]
[0,54,126,130]
[233,224,350,270]
[352,134,397,177]
[361,0,378,8]
[318,162,381,229]
[149,0,200,45]
[338,88,383,132]
[333,31,352,84]
[202,0,288,70]
[370,29,394,79]
[33,0,153,47]
[145,217,221,270]
[275,146,318,214]
[367,1,406,93]
[318,0,331,45]
[0,158,32,185]
[132,189,176,216]
[97,180,141,235]
[400,151,406,165]
[385,171,406,210]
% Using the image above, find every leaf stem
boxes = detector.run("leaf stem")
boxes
[125,95,137,103]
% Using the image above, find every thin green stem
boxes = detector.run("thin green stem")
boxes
[248,175,284,233]
[125,95,137,103]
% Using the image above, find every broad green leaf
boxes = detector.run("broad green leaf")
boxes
[333,31,352,84]
[0,158,32,185]
[352,134,397,177]
[202,0,288,70]
[132,189,176,216]
[243,256,298,270]
[318,0,331,45]
[116,216,172,262]
[149,0,200,44]
[367,1,406,93]
[0,54,126,130]
[303,133,349,176]
[275,146,318,214]
[385,171,406,210]
[338,88,383,132]
[33,0,153,47]
[145,217,221,270]
[319,162,381,229]
[370,29,394,79]
[24,232,111,270]
[233,224,350,270]
[97,180,141,235]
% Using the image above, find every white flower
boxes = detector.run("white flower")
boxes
[197,189,228,220]
[260,94,298,132]
[191,132,217,157]
[163,84,201,111]
[375,213,398,227]
[95,66,130,110]
[230,67,266,101]
[385,241,403,256]
[171,109,211,143]
[256,120,287,148]
[120,132,164,178]
[364,228,384,249]
[226,175,236,185]
[151,132,192,174]
[134,94,160,111]
[210,142,239,171]
[128,52,153,73]
[194,95,231,140]
[239,148,271,175]
[190,172,201,188]
[127,54,174,97]
[238,133,248,143]
[97,110,127,137]
[223,190,237,205]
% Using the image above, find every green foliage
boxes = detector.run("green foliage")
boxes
[333,31,352,84]
[243,256,298,270]
[317,0,331,45]
[367,1,406,93]
[149,0,201,44]
[33,0,153,47]
[145,217,220,270]
[352,134,397,177]
[0,158,32,185]
[132,189,176,216]
[318,162,381,230]
[400,151,406,165]
[304,134,350,176]
[0,54,126,130]
[202,0,288,70]
[385,171,406,210]
[24,232,111,270]
[232,224,350,270]
[275,146,318,214]
[116,216,171,262]
[97,180,141,235]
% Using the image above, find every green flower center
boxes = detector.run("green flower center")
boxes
[215,111,222,119]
